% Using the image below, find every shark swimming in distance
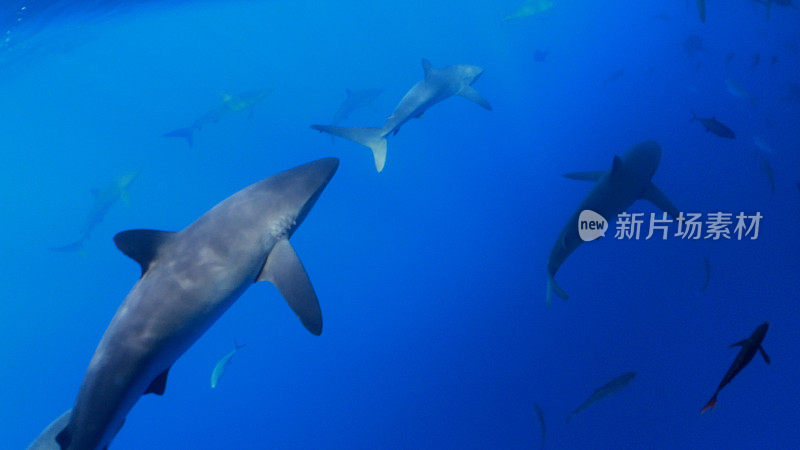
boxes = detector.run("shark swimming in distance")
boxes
[163,89,271,147]
[28,158,339,450]
[51,168,142,253]
[311,59,491,172]
[691,112,736,139]
[331,88,383,126]
[546,140,679,303]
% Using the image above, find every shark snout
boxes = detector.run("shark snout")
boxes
[285,157,339,228]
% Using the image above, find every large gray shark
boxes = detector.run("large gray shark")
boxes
[163,89,272,147]
[546,141,679,304]
[29,158,339,450]
[311,59,491,172]
[51,168,143,253]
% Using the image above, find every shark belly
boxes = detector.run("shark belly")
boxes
[62,243,264,449]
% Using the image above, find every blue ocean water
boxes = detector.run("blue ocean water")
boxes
[2,1,799,448]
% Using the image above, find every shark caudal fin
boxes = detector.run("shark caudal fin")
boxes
[701,394,717,413]
[311,125,387,172]
[163,127,194,147]
[27,409,72,450]
[546,273,569,306]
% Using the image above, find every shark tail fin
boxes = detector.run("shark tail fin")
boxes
[311,125,387,172]
[701,394,717,413]
[547,273,569,305]
[163,127,194,147]
[27,409,72,449]
[50,237,86,253]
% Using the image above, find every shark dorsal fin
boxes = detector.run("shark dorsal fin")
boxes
[114,229,176,276]
[145,367,170,396]
[422,58,434,78]
[610,155,623,176]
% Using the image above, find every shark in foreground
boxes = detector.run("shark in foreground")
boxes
[210,342,246,389]
[566,372,636,423]
[311,59,491,172]
[702,322,770,413]
[163,89,271,147]
[546,140,679,303]
[28,158,339,450]
[51,168,142,253]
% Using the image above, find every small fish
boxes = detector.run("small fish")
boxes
[210,343,246,389]
[655,12,672,21]
[697,0,707,22]
[751,53,761,68]
[725,52,735,66]
[534,402,546,449]
[725,79,756,104]
[756,152,775,195]
[702,323,770,413]
[770,55,778,65]
[504,0,554,21]
[753,136,775,154]
[534,50,548,62]
[682,34,709,58]
[691,112,736,139]
[604,69,625,84]
[701,257,711,292]
[566,372,636,423]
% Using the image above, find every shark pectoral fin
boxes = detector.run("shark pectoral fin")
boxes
[28,409,72,450]
[458,86,492,110]
[422,58,433,78]
[759,346,771,364]
[258,238,322,335]
[610,155,624,176]
[145,367,170,396]
[730,339,747,347]
[641,182,680,219]
[563,171,605,182]
[114,229,176,275]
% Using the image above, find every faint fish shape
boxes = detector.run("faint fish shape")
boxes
[567,372,636,423]
[211,343,246,388]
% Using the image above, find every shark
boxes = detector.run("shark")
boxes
[546,141,679,303]
[51,168,142,253]
[28,158,339,450]
[702,322,770,413]
[691,112,736,139]
[311,59,491,172]
[331,88,383,126]
[163,89,272,147]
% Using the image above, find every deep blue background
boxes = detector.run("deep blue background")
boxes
[1,1,799,448]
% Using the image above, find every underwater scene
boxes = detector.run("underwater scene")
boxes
[2,0,799,448]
